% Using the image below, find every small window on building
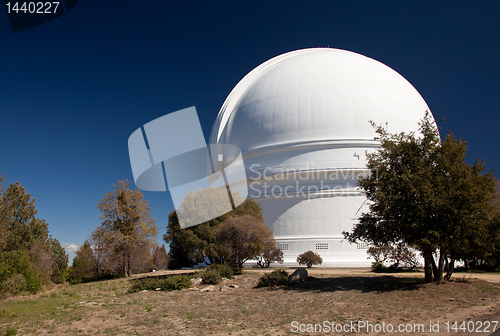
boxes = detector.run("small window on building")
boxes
[315,243,328,250]
[357,242,368,249]
[278,243,288,251]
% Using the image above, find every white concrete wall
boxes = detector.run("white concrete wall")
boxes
[244,150,373,266]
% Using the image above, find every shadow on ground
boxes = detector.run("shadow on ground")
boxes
[284,275,424,293]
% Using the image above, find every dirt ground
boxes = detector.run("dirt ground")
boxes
[2,268,500,335]
[303,267,500,282]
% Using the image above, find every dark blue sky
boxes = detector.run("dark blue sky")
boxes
[1,1,499,260]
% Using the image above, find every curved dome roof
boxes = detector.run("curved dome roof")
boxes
[210,48,432,152]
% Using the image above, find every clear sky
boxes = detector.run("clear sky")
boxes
[1,1,499,262]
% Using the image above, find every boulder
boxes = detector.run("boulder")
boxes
[190,277,203,286]
[200,285,216,292]
[289,268,308,284]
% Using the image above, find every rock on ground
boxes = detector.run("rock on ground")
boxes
[289,268,308,284]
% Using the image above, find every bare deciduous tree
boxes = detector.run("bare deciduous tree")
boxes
[215,215,273,272]
[254,239,283,268]
[89,225,112,275]
[152,245,169,270]
[30,241,53,282]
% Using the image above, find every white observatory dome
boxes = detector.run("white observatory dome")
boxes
[210,48,433,266]
[211,48,430,151]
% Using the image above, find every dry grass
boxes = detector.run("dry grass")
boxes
[0,268,500,335]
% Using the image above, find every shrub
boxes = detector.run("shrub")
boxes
[0,274,26,295]
[371,262,387,272]
[197,263,235,284]
[390,244,420,269]
[0,250,43,294]
[367,244,420,270]
[206,264,233,279]
[257,269,290,287]
[129,274,192,293]
[200,269,222,284]
[5,326,17,336]
[367,246,393,264]
[161,274,192,291]
[255,243,284,268]
[232,265,243,275]
[297,251,323,268]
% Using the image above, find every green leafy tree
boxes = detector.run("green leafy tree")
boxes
[97,180,158,277]
[165,193,263,269]
[344,113,496,282]
[297,251,323,268]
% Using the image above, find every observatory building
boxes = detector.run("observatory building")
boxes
[209,48,433,266]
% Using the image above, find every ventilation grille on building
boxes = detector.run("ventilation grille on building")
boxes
[357,242,368,249]
[278,243,288,251]
[315,243,328,250]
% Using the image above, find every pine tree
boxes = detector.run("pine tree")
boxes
[97,180,157,277]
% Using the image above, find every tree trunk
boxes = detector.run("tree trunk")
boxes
[423,248,434,283]
[434,247,445,281]
[444,250,449,271]
[127,251,132,277]
[444,257,456,281]
[122,250,128,278]
[431,254,438,279]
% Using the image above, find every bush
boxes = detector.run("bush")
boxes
[297,251,323,268]
[161,274,192,291]
[206,264,233,279]
[0,274,26,295]
[232,265,243,275]
[0,250,43,294]
[371,262,387,272]
[129,274,192,293]
[367,244,420,270]
[257,269,290,287]
[197,264,235,284]
[5,326,17,336]
[200,269,222,284]
[255,244,284,268]
[367,246,393,264]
